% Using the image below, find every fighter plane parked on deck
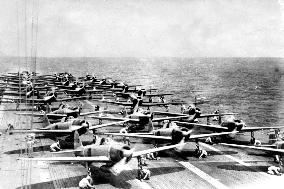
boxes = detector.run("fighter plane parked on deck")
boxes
[11,109,127,138]
[105,119,238,146]
[2,91,89,105]
[220,130,284,163]
[18,129,235,176]
[62,85,105,97]
[14,103,107,119]
[175,115,284,144]
[87,103,227,133]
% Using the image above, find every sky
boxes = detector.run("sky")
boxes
[0,0,283,57]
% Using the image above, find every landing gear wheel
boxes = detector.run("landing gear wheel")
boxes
[250,132,255,144]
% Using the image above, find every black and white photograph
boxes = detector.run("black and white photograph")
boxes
[0,0,283,188]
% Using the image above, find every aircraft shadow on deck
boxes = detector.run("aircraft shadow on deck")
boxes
[217,163,269,173]
[15,166,184,189]
[246,152,276,158]
[173,150,238,160]
[89,166,185,188]
[4,145,51,154]
[15,175,85,189]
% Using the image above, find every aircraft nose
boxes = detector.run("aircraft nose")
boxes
[81,121,89,128]
[122,149,134,158]
[182,130,191,141]
[122,148,134,163]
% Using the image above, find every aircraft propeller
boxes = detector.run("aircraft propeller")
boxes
[109,147,134,175]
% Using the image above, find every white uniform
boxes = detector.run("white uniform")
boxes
[268,166,281,175]
[26,140,35,157]
[78,176,94,189]
[120,128,130,145]
[199,149,208,159]
[139,168,151,180]
[50,142,61,152]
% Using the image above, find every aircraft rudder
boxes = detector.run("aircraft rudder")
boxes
[42,112,51,127]
[74,131,83,149]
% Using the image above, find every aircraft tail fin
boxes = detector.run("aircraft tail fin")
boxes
[148,118,154,132]
[74,131,83,149]
[36,90,41,99]
[46,104,51,113]
[77,102,82,115]
[132,99,141,113]
[268,133,278,145]
[42,112,50,127]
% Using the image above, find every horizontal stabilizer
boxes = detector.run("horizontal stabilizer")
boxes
[133,143,184,157]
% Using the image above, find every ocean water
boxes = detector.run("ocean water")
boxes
[1,57,283,128]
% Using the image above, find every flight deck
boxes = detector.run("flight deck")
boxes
[0,98,282,189]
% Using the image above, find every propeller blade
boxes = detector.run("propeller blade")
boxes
[109,148,134,175]
[109,157,128,176]
[175,138,186,152]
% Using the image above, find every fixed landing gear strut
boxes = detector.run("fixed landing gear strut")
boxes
[250,131,255,144]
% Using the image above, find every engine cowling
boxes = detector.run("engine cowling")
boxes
[109,144,133,163]
[221,121,244,131]
[171,129,185,144]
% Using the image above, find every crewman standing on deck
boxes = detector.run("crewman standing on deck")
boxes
[26,134,36,158]
[16,101,19,111]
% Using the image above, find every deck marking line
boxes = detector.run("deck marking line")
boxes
[200,143,268,177]
[179,161,229,189]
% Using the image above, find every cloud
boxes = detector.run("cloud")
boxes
[0,0,283,57]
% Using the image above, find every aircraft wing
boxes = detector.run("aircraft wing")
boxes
[152,111,187,117]
[44,113,67,118]
[144,93,174,97]
[18,156,110,162]
[133,143,186,157]
[104,132,172,140]
[152,115,189,122]
[56,96,88,102]
[174,122,228,132]
[189,131,238,139]
[15,112,67,118]
[241,126,284,132]
[15,112,46,117]
[85,89,104,94]
[11,129,74,133]
[88,115,128,121]
[80,110,109,116]
[101,101,183,107]
[219,143,284,154]
[141,102,183,107]
[198,113,238,118]
[12,126,83,134]
[105,131,237,141]
[104,101,132,106]
[89,120,130,130]
[64,89,81,93]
